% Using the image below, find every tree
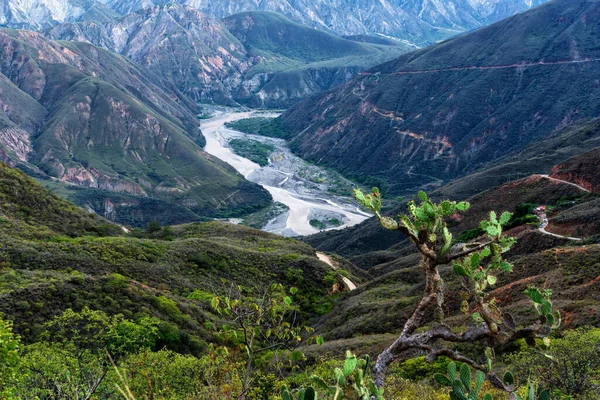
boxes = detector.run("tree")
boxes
[211,283,323,399]
[20,307,159,399]
[353,189,560,398]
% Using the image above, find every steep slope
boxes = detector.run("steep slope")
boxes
[46,5,250,105]
[47,7,408,107]
[221,11,409,107]
[279,0,600,195]
[3,0,549,46]
[0,162,351,353]
[0,29,271,225]
[304,118,600,258]
[549,147,600,194]
[311,162,600,344]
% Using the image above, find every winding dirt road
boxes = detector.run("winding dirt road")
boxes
[316,252,357,291]
[535,175,590,242]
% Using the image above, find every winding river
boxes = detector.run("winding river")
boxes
[201,112,369,236]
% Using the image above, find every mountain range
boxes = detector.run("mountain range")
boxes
[2,0,549,46]
[279,0,600,195]
[46,6,408,107]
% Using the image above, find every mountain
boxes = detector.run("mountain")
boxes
[2,0,549,47]
[98,0,549,47]
[0,29,271,225]
[0,0,118,29]
[309,154,600,343]
[279,0,600,195]
[46,6,409,107]
[221,11,409,107]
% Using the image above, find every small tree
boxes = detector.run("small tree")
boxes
[211,283,323,399]
[353,189,560,398]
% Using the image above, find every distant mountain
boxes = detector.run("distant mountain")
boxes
[279,0,600,195]
[0,29,270,225]
[47,6,408,107]
[3,0,549,46]
[0,0,118,29]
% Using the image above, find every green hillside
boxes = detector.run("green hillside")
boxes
[0,161,353,349]
[0,29,271,226]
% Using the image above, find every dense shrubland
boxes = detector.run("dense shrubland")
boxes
[0,162,599,399]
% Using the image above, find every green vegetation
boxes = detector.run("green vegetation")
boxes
[228,138,276,167]
[278,0,600,196]
[242,202,290,229]
[226,117,289,139]
[309,218,342,230]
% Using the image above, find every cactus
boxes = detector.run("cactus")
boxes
[434,362,492,400]
[283,352,383,400]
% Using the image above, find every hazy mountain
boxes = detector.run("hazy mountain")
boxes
[278,0,600,195]
[47,6,408,107]
[0,29,270,224]
[0,0,118,29]
[3,0,549,46]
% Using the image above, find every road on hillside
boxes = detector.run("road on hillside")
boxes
[316,252,357,291]
[360,58,600,76]
[535,175,590,241]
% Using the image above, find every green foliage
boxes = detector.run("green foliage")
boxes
[283,351,383,400]
[211,283,323,396]
[226,117,289,139]
[506,328,600,399]
[117,347,243,399]
[434,362,491,400]
[0,317,21,398]
[228,138,276,167]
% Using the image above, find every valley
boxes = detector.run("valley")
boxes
[201,111,369,236]
[0,0,599,398]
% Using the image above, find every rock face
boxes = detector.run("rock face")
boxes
[279,0,600,195]
[0,29,271,224]
[3,0,549,47]
[550,148,600,194]
[47,7,408,107]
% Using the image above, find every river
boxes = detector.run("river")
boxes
[200,112,370,236]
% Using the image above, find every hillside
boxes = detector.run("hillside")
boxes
[304,117,600,259]
[4,0,548,47]
[0,161,358,354]
[310,160,600,353]
[0,29,271,226]
[46,7,408,107]
[279,0,600,195]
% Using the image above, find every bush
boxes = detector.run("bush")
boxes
[506,328,600,399]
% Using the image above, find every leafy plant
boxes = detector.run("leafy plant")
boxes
[434,362,491,400]
[211,283,323,399]
[283,351,384,400]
